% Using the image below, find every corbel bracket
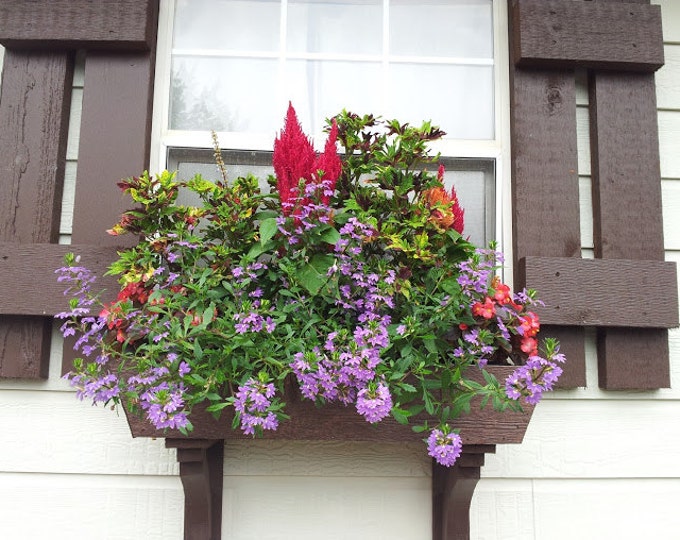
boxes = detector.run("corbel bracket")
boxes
[166,439,224,540]
[432,445,495,540]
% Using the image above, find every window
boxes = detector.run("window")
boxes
[152,0,510,252]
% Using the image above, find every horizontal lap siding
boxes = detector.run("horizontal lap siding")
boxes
[473,478,680,540]
[0,472,183,539]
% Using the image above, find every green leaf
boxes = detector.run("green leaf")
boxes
[391,408,411,425]
[247,239,274,259]
[319,227,341,245]
[423,390,435,415]
[206,402,231,413]
[297,254,335,295]
[202,304,215,326]
[259,217,278,245]
[423,337,438,354]
[254,210,279,221]
[193,339,203,360]
[441,369,453,389]
[482,370,498,387]
[397,382,416,393]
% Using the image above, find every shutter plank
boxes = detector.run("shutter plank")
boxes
[63,51,156,373]
[590,70,673,389]
[521,256,678,328]
[0,50,72,378]
[70,52,154,247]
[0,243,120,316]
[509,65,586,388]
[590,73,664,260]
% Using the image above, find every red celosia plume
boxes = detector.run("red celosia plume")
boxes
[273,103,341,214]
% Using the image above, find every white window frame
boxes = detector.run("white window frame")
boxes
[150,0,513,282]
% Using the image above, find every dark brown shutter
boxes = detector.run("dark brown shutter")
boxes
[509,0,678,389]
[0,0,159,379]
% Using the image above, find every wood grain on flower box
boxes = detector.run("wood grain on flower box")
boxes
[124,366,534,446]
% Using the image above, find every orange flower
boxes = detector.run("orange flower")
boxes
[423,168,464,233]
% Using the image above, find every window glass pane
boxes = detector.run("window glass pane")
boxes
[168,0,496,140]
[288,0,382,55]
[173,0,280,51]
[171,57,279,131]
[390,0,493,58]
[388,64,493,139]
[284,60,383,134]
[439,158,495,247]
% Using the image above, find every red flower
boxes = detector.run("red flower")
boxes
[472,297,496,319]
[520,336,538,356]
[519,312,540,337]
[273,103,341,215]
[273,103,316,214]
[493,282,512,305]
[117,281,149,305]
[314,118,341,204]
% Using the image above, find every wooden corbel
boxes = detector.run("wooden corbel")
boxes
[432,445,496,540]
[166,439,224,540]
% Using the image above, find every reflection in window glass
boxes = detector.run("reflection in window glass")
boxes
[171,57,279,131]
[173,0,280,51]
[390,0,493,58]
[284,60,383,134]
[287,0,382,55]
[388,64,494,140]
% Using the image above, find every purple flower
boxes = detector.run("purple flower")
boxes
[178,362,191,377]
[234,378,279,435]
[356,382,392,423]
[427,427,463,467]
[505,352,564,405]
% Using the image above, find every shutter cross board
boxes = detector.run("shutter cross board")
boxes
[0,0,156,51]
[510,0,678,390]
[512,0,664,72]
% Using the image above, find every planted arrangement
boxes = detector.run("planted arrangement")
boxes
[57,105,564,466]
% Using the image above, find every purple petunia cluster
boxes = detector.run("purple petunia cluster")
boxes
[356,381,393,423]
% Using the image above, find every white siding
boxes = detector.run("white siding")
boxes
[1,2,680,539]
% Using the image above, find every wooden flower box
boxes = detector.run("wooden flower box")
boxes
[122,365,534,540]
